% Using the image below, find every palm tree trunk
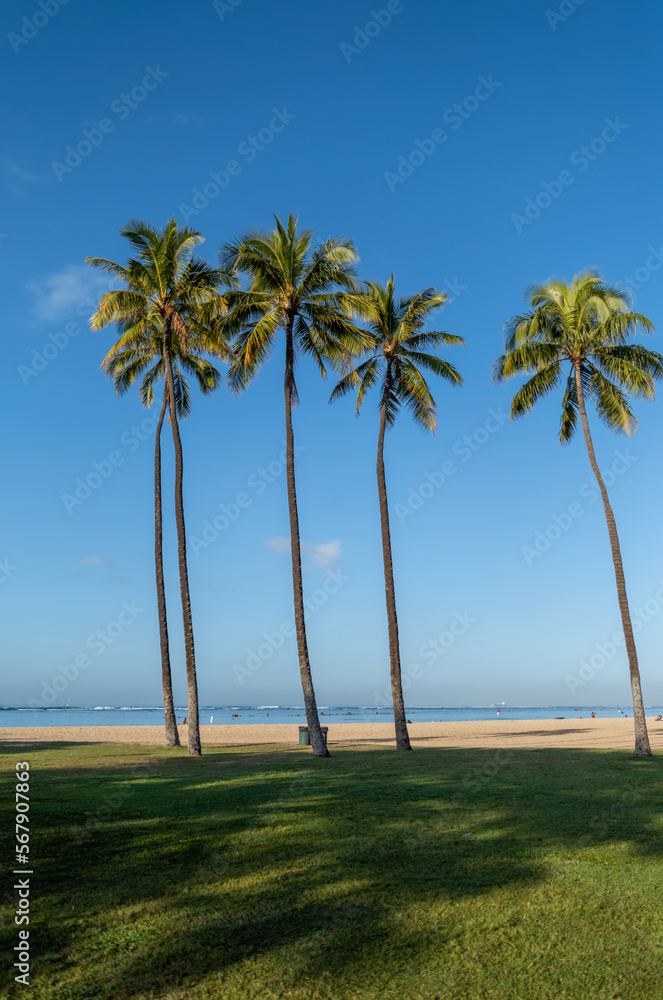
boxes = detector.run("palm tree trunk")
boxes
[284,318,330,757]
[377,370,412,750]
[163,318,201,756]
[155,390,180,747]
[574,362,652,756]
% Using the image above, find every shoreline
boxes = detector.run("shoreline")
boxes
[2,717,662,749]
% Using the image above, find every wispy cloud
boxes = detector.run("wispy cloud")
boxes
[265,537,342,568]
[1,155,48,187]
[191,576,230,593]
[173,112,203,127]
[27,263,113,321]
[68,556,127,585]
[68,571,129,586]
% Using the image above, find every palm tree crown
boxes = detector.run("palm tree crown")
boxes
[331,276,464,420]
[87,217,231,348]
[493,271,663,440]
[220,213,370,391]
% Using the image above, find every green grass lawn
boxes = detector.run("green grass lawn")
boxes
[2,741,663,999]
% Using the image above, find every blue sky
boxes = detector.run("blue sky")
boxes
[2,0,663,709]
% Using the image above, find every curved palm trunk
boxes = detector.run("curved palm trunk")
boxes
[163,319,201,756]
[574,363,652,757]
[284,319,330,757]
[377,372,412,751]
[155,390,180,747]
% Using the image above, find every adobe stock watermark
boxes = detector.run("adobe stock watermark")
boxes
[373,610,476,706]
[71,758,160,843]
[51,65,169,182]
[619,243,663,298]
[545,0,587,31]
[61,415,159,514]
[511,116,627,233]
[384,74,501,192]
[191,443,305,554]
[178,107,296,224]
[339,0,412,63]
[405,747,515,854]
[213,0,245,20]
[8,0,71,54]
[18,280,114,386]
[26,601,144,707]
[232,569,349,684]
[565,579,663,694]
[18,321,83,385]
[439,277,467,304]
[0,558,18,584]
[520,449,636,566]
[395,407,508,523]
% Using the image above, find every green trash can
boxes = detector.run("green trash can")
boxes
[298,726,328,746]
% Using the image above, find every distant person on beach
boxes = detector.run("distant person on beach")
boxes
[181,717,187,725]
[655,714,662,721]
[591,712,596,718]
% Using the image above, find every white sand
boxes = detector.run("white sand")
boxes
[2,717,662,750]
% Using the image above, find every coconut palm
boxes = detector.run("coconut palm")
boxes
[219,214,369,757]
[331,276,464,749]
[493,270,662,757]
[102,321,221,748]
[87,219,230,755]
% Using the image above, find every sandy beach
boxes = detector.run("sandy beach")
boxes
[2,717,662,750]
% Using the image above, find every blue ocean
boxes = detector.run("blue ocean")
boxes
[0,704,658,727]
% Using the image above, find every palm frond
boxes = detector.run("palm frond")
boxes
[510,363,562,419]
[584,365,636,434]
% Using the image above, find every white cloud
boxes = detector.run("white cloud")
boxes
[265,537,342,568]
[304,540,342,568]
[265,537,291,555]
[28,264,114,321]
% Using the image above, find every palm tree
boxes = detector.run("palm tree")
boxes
[331,276,464,749]
[219,214,369,757]
[102,321,221,748]
[493,270,662,757]
[87,219,230,755]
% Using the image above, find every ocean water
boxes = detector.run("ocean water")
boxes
[0,705,659,727]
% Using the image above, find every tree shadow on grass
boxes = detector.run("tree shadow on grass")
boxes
[3,747,663,998]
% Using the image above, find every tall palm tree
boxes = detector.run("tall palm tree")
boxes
[219,214,369,757]
[102,322,221,748]
[331,276,464,749]
[493,271,662,757]
[87,219,230,755]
